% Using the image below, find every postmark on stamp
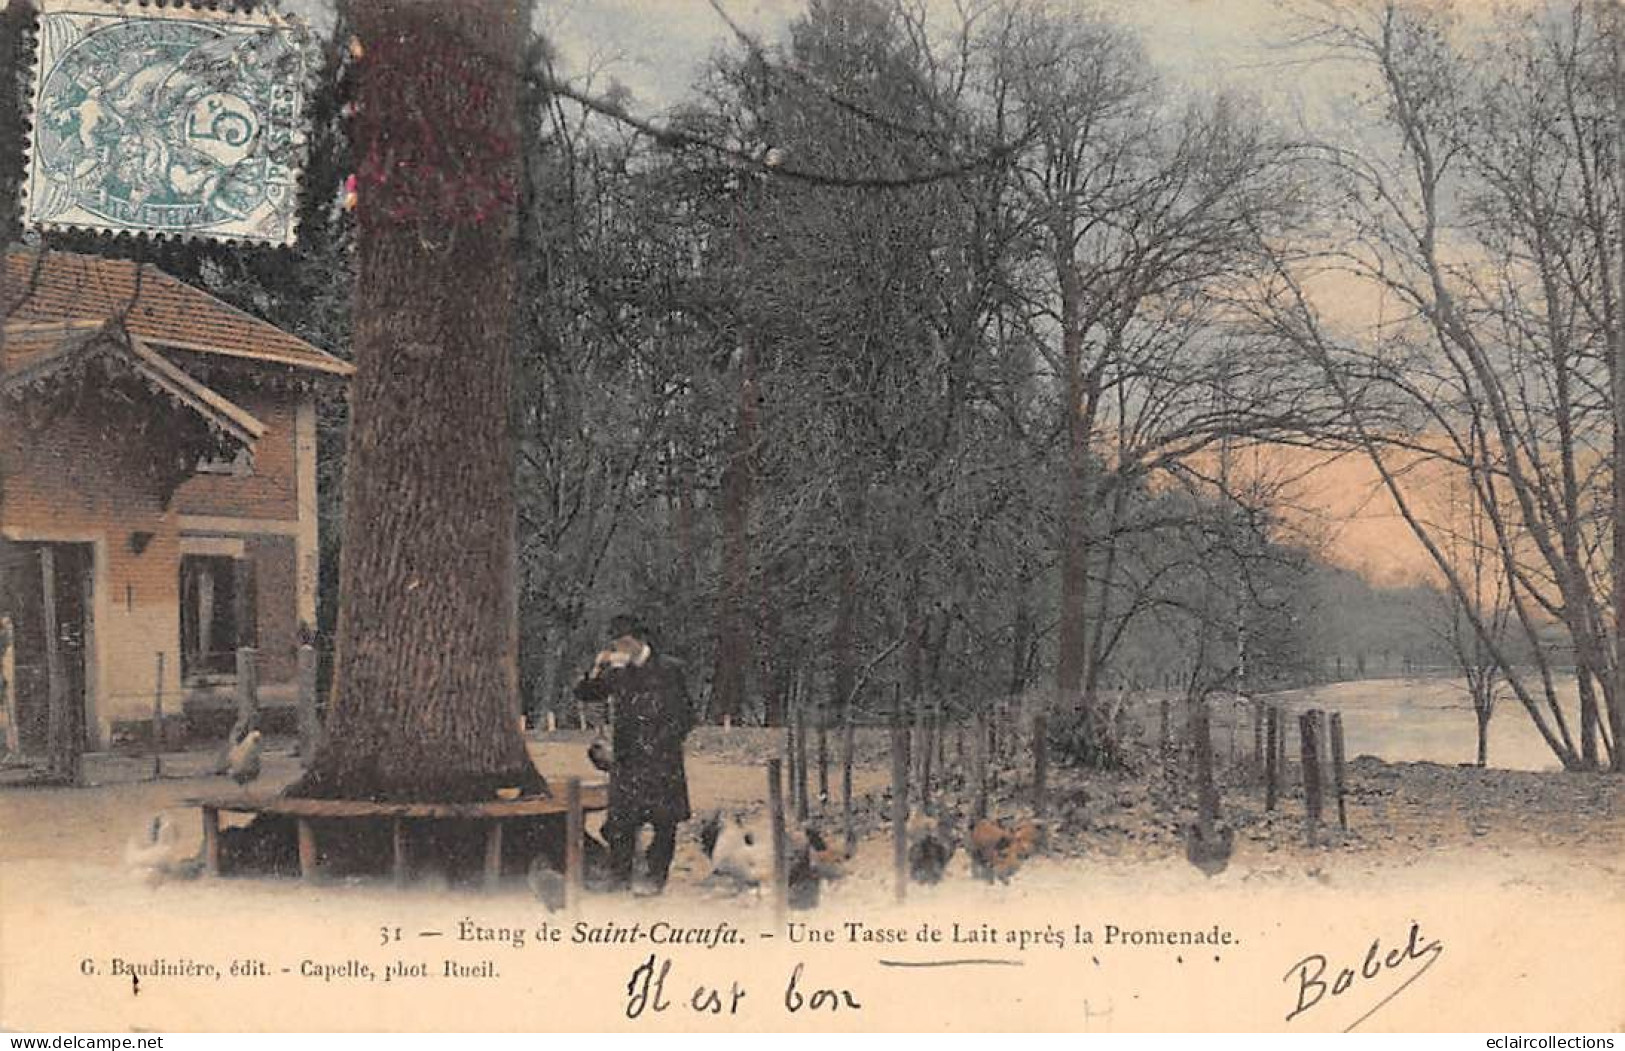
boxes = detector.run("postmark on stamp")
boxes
[23,0,314,245]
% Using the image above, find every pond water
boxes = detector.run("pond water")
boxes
[1254,675,1586,772]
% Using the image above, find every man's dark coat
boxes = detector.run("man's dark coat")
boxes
[575,655,693,823]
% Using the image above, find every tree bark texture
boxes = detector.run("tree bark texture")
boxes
[292,0,542,802]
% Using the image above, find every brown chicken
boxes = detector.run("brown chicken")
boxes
[969,817,1042,883]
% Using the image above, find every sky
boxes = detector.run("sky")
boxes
[540,0,1333,112]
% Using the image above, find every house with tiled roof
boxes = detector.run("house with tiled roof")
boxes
[0,247,352,757]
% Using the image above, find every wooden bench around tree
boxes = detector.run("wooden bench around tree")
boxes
[189,781,608,888]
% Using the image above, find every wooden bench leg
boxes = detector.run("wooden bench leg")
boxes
[565,779,583,909]
[392,818,408,887]
[483,821,503,889]
[202,806,220,876]
[297,818,318,881]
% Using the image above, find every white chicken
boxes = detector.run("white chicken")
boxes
[698,812,845,908]
[700,811,772,887]
[226,729,263,789]
[123,813,200,886]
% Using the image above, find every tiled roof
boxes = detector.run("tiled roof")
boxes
[4,247,353,377]
[0,319,104,371]
[1,321,266,448]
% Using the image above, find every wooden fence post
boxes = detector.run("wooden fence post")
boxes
[1321,711,1338,799]
[816,699,829,806]
[1264,705,1279,812]
[894,682,908,780]
[973,708,989,820]
[1252,697,1264,778]
[780,708,793,815]
[1226,704,1237,769]
[234,646,259,733]
[1329,711,1349,831]
[297,643,320,766]
[938,705,947,768]
[1299,710,1323,843]
[842,690,857,857]
[1276,703,1288,781]
[767,759,788,923]
[890,720,908,904]
[1159,698,1175,792]
[213,647,259,774]
[919,700,934,813]
[1032,711,1049,819]
[795,702,810,824]
[152,651,165,779]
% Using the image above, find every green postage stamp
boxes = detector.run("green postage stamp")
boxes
[23,0,313,245]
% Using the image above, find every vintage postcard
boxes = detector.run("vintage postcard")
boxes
[1,0,1622,1035]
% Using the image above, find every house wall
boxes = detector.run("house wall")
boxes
[0,404,177,748]
[172,385,298,520]
[0,385,320,747]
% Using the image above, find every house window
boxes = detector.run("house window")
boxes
[179,555,256,682]
[195,446,254,476]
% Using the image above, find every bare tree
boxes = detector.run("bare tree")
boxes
[1254,0,1622,770]
[1426,449,1514,767]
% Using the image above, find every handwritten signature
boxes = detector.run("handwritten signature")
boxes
[625,953,862,1019]
[1283,920,1443,1031]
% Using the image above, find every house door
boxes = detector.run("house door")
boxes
[0,542,93,757]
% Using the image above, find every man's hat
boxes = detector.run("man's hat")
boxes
[608,613,648,640]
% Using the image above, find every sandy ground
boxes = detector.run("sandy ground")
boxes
[1,728,1622,1032]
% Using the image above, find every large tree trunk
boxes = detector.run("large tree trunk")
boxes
[291,0,542,802]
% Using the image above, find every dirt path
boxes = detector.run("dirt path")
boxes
[2,731,1620,1031]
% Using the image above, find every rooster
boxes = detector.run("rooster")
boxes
[969,817,1042,883]
[907,814,956,884]
[787,824,850,909]
[800,824,848,882]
